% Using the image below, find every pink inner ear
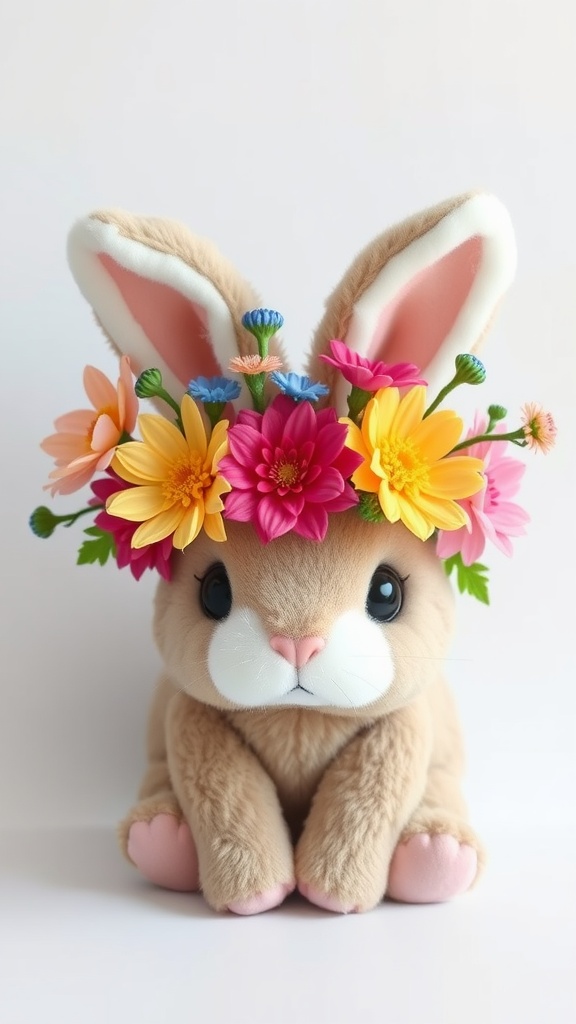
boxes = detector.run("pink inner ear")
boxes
[98,254,223,384]
[368,236,482,368]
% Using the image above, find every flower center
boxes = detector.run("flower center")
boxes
[378,437,429,492]
[273,459,299,487]
[163,453,211,507]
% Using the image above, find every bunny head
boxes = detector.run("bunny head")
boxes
[62,193,518,718]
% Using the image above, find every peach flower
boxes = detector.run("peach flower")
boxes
[41,356,138,496]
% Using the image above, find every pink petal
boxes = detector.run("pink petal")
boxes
[281,493,306,517]
[227,425,264,467]
[83,365,117,410]
[294,504,329,542]
[460,522,487,565]
[40,433,87,462]
[303,467,345,502]
[255,495,296,543]
[315,422,348,465]
[436,527,466,560]
[324,483,359,513]
[218,456,255,490]
[284,401,315,448]
[118,356,138,432]
[223,489,259,521]
[333,445,365,479]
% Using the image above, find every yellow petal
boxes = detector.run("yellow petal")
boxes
[395,492,434,541]
[207,419,229,467]
[205,475,232,514]
[113,442,171,483]
[426,457,484,498]
[413,492,470,531]
[181,395,208,460]
[138,413,188,462]
[410,409,465,463]
[204,511,228,543]
[363,388,400,450]
[351,458,381,493]
[378,481,401,523]
[107,485,169,521]
[393,386,426,439]
[131,504,186,547]
[173,503,204,550]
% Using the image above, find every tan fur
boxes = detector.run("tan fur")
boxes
[90,209,288,366]
[73,195,499,911]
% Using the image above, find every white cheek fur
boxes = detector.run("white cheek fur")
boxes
[207,607,395,710]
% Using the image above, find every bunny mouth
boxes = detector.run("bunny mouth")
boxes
[290,681,313,695]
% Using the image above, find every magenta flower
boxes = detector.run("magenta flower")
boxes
[219,395,363,543]
[90,472,174,581]
[319,339,427,392]
[436,415,530,566]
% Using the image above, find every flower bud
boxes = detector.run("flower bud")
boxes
[454,354,487,386]
[134,367,163,399]
[487,404,507,422]
[241,309,284,356]
[29,506,58,538]
[357,492,386,523]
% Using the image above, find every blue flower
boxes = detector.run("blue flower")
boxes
[187,376,241,403]
[241,309,284,334]
[270,371,330,403]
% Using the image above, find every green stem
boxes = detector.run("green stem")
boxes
[62,504,104,528]
[245,373,266,413]
[156,387,184,431]
[450,429,527,453]
[423,379,459,418]
[347,386,372,423]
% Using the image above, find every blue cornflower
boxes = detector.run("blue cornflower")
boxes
[270,371,330,403]
[241,309,284,334]
[187,376,241,403]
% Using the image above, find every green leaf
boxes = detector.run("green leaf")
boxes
[443,553,490,605]
[77,526,116,567]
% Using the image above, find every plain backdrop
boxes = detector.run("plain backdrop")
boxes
[1,1,575,1022]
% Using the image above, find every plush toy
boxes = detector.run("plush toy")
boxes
[31,193,556,914]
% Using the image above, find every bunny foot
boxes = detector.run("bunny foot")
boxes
[127,813,200,892]
[387,833,477,903]
[298,881,359,914]
[227,881,295,916]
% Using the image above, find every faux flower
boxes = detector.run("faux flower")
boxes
[242,308,284,346]
[343,386,484,541]
[219,395,363,543]
[319,340,426,392]
[41,356,138,496]
[91,473,173,580]
[107,395,231,549]
[521,402,557,453]
[436,415,530,565]
[187,376,241,403]
[270,371,329,402]
[229,354,283,375]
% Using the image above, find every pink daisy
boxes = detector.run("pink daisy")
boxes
[219,395,363,543]
[436,414,530,566]
[319,339,426,392]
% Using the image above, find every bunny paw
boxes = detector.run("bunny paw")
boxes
[127,813,200,892]
[298,881,359,914]
[387,833,477,903]
[227,882,295,916]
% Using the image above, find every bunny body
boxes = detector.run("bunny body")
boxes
[68,191,517,912]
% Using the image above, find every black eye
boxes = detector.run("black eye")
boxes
[197,563,232,621]
[366,565,405,623]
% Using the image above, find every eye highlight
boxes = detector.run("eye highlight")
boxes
[366,565,405,623]
[196,563,232,621]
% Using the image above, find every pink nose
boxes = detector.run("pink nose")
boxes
[270,635,326,668]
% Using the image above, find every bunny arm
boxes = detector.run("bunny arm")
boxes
[295,696,434,912]
[165,690,295,912]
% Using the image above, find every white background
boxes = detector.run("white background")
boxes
[1,1,575,1021]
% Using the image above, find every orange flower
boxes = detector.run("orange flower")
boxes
[229,354,283,375]
[41,357,138,496]
[521,403,557,453]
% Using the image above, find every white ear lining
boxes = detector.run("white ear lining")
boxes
[336,194,517,408]
[67,217,243,409]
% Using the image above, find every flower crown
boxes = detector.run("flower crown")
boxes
[30,309,556,603]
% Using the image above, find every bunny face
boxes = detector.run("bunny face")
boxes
[153,511,454,718]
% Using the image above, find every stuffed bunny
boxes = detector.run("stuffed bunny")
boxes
[56,193,522,914]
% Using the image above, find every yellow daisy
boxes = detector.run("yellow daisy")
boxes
[107,396,231,550]
[343,386,484,541]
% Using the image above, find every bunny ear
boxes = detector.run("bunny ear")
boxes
[67,210,271,410]
[308,192,516,407]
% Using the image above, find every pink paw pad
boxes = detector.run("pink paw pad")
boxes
[298,881,358,914]
[387,833,477,903]
[227,882,295,916]
[127,813,200,892]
